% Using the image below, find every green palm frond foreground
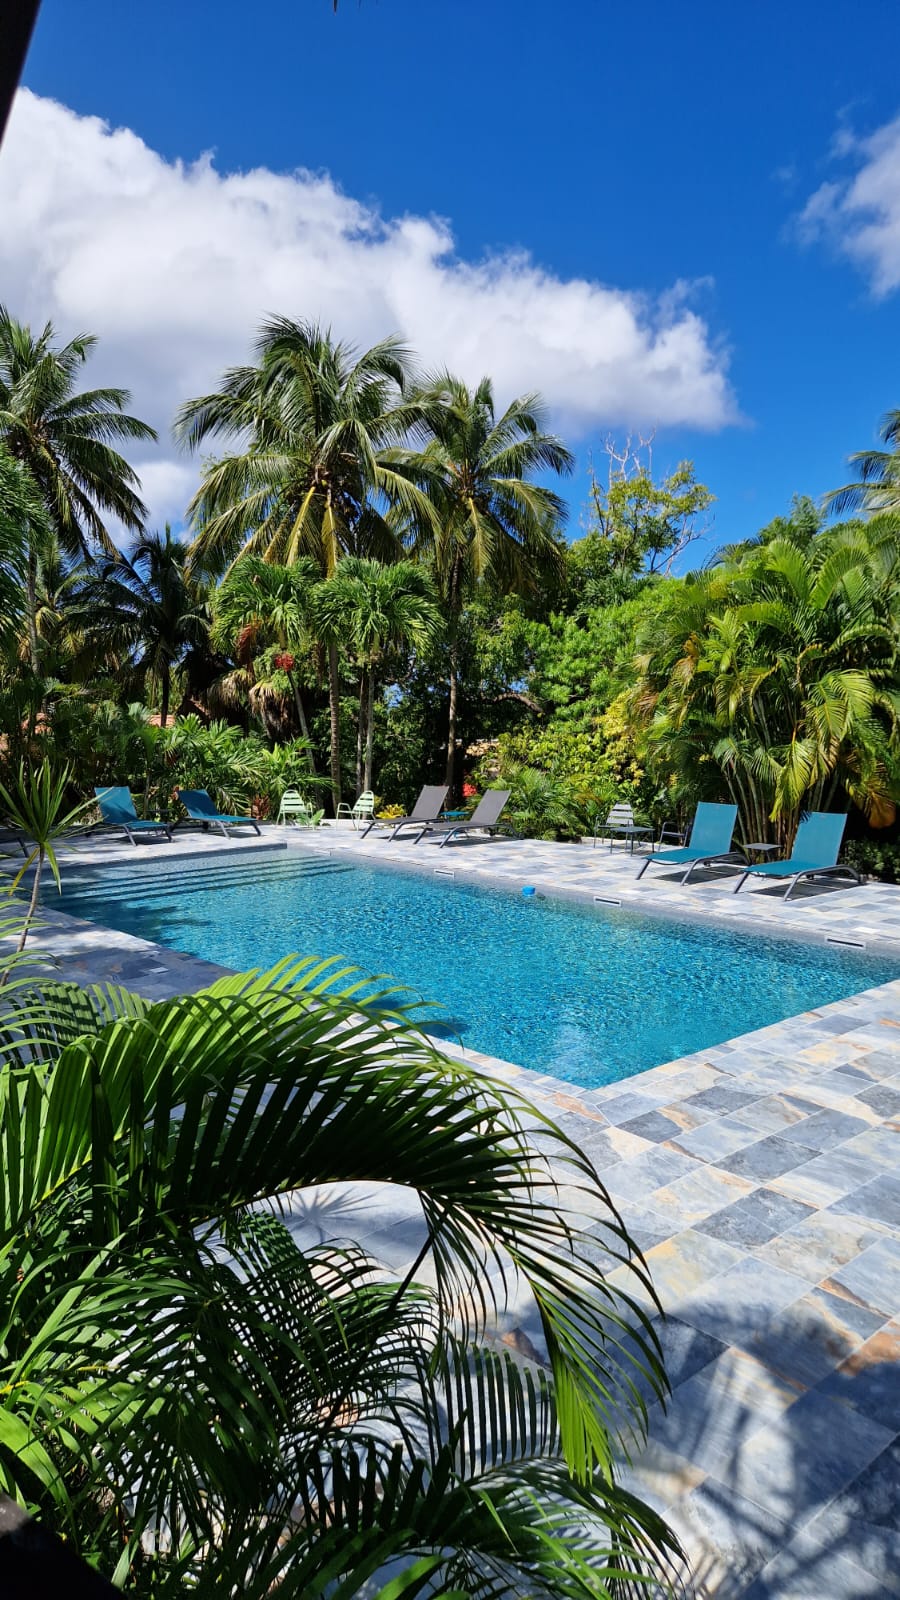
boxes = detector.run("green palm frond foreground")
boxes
[0,953,679,1596]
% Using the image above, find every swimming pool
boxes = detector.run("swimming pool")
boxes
[54,851,899,1087]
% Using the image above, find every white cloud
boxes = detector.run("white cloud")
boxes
[798,113,900,296]
[0,90,736,526]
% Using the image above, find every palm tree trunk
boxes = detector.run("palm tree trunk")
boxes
[365,667,376,792]
[25,545,39,673]
[328,640,342,813]
[356,668,365,795]
[286,668,316,775]
[445,646,459,794]
[160,669,170,730]
[444,553,463,795]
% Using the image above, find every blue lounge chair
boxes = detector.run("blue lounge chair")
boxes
[732,812,860,900]
[94,786,173,846]
[176,789,261,838]
[636,802,739,884]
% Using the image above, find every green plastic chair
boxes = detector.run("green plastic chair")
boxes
[277,789,313,826]
[337,791,376,829]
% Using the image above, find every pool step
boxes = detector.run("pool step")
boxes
[53,853,352,907]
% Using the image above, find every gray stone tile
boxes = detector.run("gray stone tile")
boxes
[744,1543,891,1599]
[720,1134,820,1181]
[780,1106,873,1150]
[664,1479,790,1599]
[826,1238,900,1319]
[673,1256,813,1344]
[729,1389,894,1526]
[829,1173,900,1229]
[584,1205,672,1261]
[801,1439,900,1595]
[697,1186,815,1247]
[651,1164,754,1228]
[857,1082,900,1117]
[592,1089,668,1125]
[643,1351,795,1479]
[748,1288,886,1389]
[683,1083,761,1114]
[816,1319,900,1431]
[669,1115,761,1163]
[640,1228,744,1308]
[602,1145,700,1203]
[617,1109,682,1143]
[733,1092,822,1135]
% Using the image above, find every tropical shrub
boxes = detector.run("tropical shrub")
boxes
[632,519,900,847]
[0,759,89,954]
[843,836,900,882]
[490,763,587,840]
[0,957,678,1595]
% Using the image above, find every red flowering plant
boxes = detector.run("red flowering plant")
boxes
[272,652,296,673]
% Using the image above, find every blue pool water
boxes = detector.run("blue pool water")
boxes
[54,852,899,1087]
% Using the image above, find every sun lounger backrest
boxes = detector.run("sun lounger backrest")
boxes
[606,802,635,827]
[468,789,511,827]
[94,786,138,824]
[409,784,450,821]
[790,811,846,866]
[177,789,216,817]
[687,801,738,853]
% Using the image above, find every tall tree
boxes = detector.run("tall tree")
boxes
[175,319,432,809]
[213,556,320,770]
[826,408,900,516]
[0,308,156,666]
[75,527,210,727]
[395,375,572,790]
[0,441,34,665]
[315,557,440,791]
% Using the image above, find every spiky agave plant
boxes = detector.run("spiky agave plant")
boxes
[0,954,680,1596]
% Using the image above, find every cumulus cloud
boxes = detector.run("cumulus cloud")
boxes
[798,113,900,296]
[0,90,735,525]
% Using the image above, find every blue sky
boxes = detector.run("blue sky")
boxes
[8,0,900,557]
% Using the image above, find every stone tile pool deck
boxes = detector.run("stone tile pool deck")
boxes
[2,825,898,1598]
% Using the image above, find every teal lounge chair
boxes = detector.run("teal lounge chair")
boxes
[636,802,739,884]
[94,787,173,846]
[732,812,860,900]
[176,789,261,837]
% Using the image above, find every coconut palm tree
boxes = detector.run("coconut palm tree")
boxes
[74,527,210,727]
[175,319,434,811]
[0,440,33,664]
[315,557,440,791]
[826,408,900,516]
[213,556,320,770]
[392,375,572,791]
[0,309,156,664]
[0,957,678,1595]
